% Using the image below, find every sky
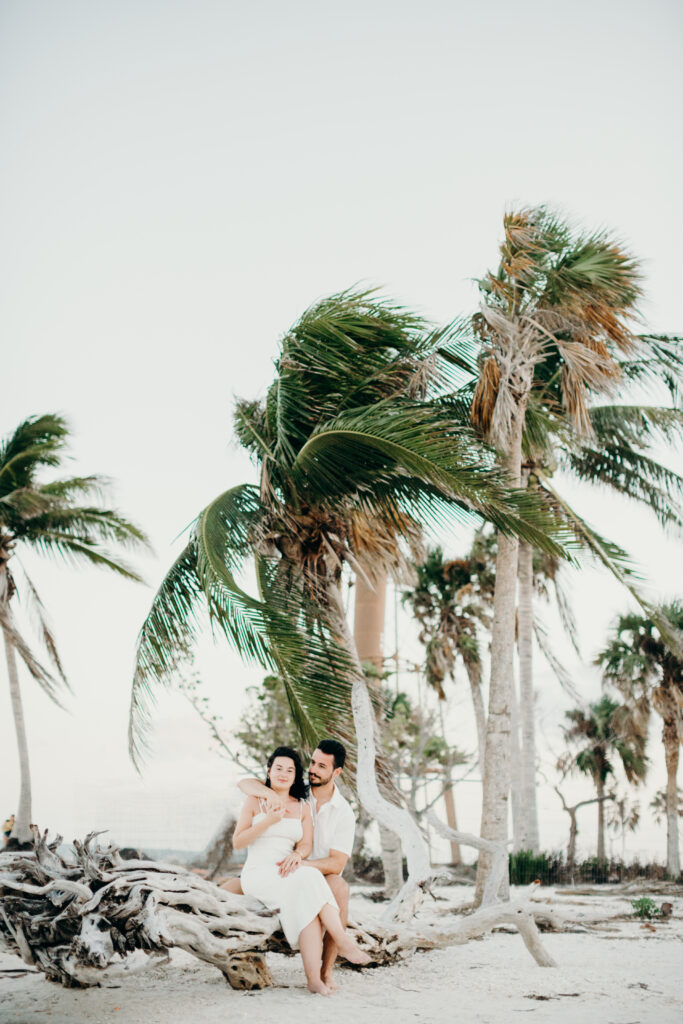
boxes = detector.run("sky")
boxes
[1,0,682,863]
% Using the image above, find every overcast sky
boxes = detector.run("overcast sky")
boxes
[1,0,681,861]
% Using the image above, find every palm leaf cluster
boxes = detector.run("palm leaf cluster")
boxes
[596,603,683,737]
[472,206,642,442]
[401,539,494,699]
[0,414,147,701]
[130,290,570,766]
[563,695,648,789]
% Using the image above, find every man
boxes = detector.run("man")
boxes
[222,739,354,988]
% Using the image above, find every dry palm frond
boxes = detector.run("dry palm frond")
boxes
[560,369,593,438]
[471,356,501,436]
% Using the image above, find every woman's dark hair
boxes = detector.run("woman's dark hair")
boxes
[265,746,309,801]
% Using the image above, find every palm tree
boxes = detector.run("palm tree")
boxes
[469,206,647,898]
[596,603,683,875]
[129,288,567,915]
[0,414,147,843]
[402,536,496,765]
[505,377,681,845]
[562,695,647,860]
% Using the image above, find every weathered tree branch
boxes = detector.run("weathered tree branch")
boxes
[1,826,561,992]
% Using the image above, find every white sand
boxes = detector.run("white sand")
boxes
[2,885,681,1024]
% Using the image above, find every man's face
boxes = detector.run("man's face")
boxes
[308,749,338,788]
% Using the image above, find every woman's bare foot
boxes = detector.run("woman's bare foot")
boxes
[307,979,332,996]
[321,973,338,992]
[336,936,371,966]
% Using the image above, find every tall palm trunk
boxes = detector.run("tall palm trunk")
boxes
[509,669,523,851]
[662,718,681,877]
[517,538,540,853]
[438,700,462,865]
[2,607,32,844]
[353,573,404,896]
[596,775,606,861]
[475,411,525,903]
[353,573,387,673]
[463,659,487,770]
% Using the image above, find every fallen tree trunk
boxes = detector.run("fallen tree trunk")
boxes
[1,826,559,990]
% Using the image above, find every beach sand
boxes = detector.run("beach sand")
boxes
[2,885,681,1024]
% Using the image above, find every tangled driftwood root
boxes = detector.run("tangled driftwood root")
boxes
[0,827,558,990]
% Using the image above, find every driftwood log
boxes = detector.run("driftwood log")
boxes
[0,826,559,990]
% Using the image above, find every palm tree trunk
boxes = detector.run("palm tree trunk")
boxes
[517,538,540,853]
[567,808,578,875]
[325,579,431,921]
[510,669,523,852]
[2,621,32,844]
[438,700,462,865]
[353,573,387,673]
[663,718,681,877]
[596,776,606,861]
[352,573,404,896]
[475,411,525,904]
[442,779,462,865]
[463,660,486,769]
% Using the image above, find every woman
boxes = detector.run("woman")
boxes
[233,746,369,995]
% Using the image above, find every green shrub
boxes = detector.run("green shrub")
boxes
[630,896,662,919]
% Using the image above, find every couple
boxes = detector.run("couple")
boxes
[222,739,370,995]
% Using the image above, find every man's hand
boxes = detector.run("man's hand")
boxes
[277,851,303,876]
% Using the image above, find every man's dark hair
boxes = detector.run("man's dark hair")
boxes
[316,738,346,770]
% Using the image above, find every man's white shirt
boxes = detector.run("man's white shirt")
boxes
[308,784,355,867]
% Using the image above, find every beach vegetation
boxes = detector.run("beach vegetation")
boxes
[0,414,148,843]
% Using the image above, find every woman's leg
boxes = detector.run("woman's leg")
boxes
[318,904,370,965]
[298,917,330,995]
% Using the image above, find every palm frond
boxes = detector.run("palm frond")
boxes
[29,532,144,581]
[589,405,683,448]
[34,475,108,502]
[291,402,573,556]
[21,505,149,549]
[0,605,66,707]
[129,544,208,765]
[538,472,683,661]
[14,564,69,686]
[195,486,276,663]
[533,614,580,700]
[553,574,581,657]
[0,415,68,495]
[563,443,683,531]
[619,334,683,402]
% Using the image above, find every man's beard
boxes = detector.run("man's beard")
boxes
[309,771,333,788]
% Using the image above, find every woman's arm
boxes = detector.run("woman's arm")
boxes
[297,803,314,858]
[278,803,313,876]
[233,796,286,850]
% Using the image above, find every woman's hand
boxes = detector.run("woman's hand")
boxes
[277,850,303,876]
[263,792,288,813]
[264,805,287,826]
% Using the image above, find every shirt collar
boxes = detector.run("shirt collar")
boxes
[311,783,342,811]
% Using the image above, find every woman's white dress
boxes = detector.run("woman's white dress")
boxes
[240,806,338,949]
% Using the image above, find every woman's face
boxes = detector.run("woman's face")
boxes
[268,756,296,791]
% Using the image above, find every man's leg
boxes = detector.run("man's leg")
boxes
[321,874,349,986]
[218,877,244,894]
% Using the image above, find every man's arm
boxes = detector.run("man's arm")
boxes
[304,849,348,876]
[237,776,287,811]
